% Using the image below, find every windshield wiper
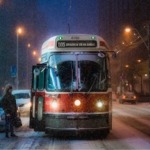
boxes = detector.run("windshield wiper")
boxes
[87,74,98,93]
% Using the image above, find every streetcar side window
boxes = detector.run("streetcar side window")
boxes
[32,67,45,90]
[37,70,45,90]
[33,74,37,90]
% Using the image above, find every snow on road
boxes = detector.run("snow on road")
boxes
[0,102,150,150]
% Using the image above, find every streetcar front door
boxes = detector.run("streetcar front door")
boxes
[29,64,46,131]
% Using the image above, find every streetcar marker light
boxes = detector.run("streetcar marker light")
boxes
[91,36,95,40]
[58,36,63,40]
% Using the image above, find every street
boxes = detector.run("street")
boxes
[0,101,150,150]
[0,1,150,149]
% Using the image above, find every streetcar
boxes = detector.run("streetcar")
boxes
[29,34,112,137]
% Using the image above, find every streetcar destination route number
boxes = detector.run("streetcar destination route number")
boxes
[57,40,97,48]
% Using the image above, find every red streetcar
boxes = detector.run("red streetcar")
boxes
[29,34,112,137]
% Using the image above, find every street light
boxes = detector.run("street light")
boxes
[27,43,31,88]
[33,51,41,63]
[125,64,129,68]
[124,27,148,49]
[125,27,131,33]
[0,0,3,5]
[124,25,150,96]
[32,50,37,56]
[38,57,41,62]
[137,59,141,63]
[16,27,23,89]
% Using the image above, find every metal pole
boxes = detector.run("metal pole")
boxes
[16,33,19,89]
[27,47,29,88]
[148,24,150,97]
[134,28,149,50]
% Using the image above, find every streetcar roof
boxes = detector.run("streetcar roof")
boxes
[41,34,109,55]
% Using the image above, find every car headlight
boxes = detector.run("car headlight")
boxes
[122,95,126,99]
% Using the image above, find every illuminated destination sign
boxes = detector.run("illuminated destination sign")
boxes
[57,40,97,48]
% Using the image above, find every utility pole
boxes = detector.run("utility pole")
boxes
[16,32,19,89]
[147,23,150,97]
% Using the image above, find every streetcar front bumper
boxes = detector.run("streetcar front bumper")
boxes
[44,112,111,134]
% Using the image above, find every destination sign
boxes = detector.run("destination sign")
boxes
[57,40,97,48]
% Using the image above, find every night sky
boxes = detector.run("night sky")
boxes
[0,0,150,91]
[36,0,102,45]
[37,0,101,35]
[0,0,103,47]
[0,0,103,90]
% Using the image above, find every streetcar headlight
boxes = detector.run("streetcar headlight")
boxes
[96,101,103,108]
[74,99,81,106]
[51,100,58,109]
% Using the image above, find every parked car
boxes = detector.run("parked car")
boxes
[0,107,5,132]
[12,89,31,115]
[119,91,137,104]
[0,98,5,132]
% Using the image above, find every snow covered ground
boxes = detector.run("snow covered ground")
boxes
[0,102,150,150]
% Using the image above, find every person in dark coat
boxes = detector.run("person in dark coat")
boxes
[1,84,18,138]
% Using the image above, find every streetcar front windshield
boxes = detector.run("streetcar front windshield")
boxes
[47,57,108,92]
